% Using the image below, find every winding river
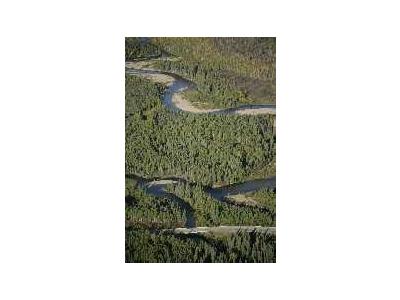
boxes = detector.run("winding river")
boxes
[126,59,276,115]
[126,58,276,229]
[126,174,275,229]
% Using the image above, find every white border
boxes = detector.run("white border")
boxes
[1,1,400,299]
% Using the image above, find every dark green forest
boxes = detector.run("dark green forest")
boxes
[167,182,275,227]
[126,228,276,263]
[125,178,186,229]
[125,37,276,263]
[125,37,161,60]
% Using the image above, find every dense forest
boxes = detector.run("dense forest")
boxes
[167,182,274,227]
[125,37,162,60]
[125,178,186,229]
[125,75,275,185]
[125,37,276,263]
[126,228,276,263]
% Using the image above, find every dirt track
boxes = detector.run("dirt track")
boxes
[165,226,276,235]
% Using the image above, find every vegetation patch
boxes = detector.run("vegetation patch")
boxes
[126,228,276,263]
